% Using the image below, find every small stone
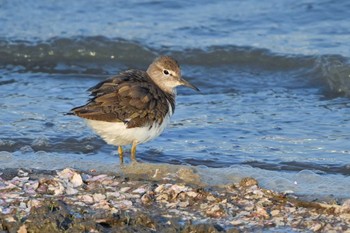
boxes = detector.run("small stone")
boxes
[178,201,190,208]
[106,192,121,198]
[310,223,323,231]
[24,181,39,194]
[5,216,16,222]
[156,193,169,202]
[71,173,83,187]
[27,199,41,209]
[256,206,270,219]
[206,195,216,202]
[239,177,258,188]
[231,219,243,226]
[87,174,108,182]
[341,199,350,212]
[93,200,110,210]
[141,194,153,205]
[154,184,165,193]
[120,187,131,193]
[17,224,27,233]
[57,168,75,180]
[271,209,280,217]
[93,193,106,202]
[206,204,225,218]
[170,184,188,195]
[132,187,147,194]
[17,169,29,177]
[66,186,78,195]
[186,191,198,198]
[114,200,133,210]
[200,203,208,209]
[80,194,94,204]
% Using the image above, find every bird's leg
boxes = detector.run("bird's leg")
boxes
[118,146,124,164]
[131,141,137,162]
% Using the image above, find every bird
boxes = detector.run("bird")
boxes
[69,56,199,163]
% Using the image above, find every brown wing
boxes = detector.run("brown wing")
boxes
[70,69,175,128]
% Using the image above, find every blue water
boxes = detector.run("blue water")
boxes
[1,0,350,198]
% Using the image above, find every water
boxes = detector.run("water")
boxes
[1,0,350,199]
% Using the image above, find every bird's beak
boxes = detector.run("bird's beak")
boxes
[180,78,200,92]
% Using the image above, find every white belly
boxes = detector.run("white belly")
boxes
[86,113,171,146]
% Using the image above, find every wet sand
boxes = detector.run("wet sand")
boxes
[1,164,350,232]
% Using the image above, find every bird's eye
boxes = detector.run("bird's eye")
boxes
[163,70,170,75]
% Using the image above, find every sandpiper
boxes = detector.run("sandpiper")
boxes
[70,56,199,163]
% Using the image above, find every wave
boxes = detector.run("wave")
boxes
[1,36,350,97]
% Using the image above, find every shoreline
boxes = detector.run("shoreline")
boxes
[1,165,349,232]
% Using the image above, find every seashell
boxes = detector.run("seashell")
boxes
[93,193,106,202]
[57,168,76,180]
[106,191,122,199]
[132,186,147,194]
[239,177,258,188]
[231,219,243,226]
[206,195,216,202]
[120,187,131,193]
[27,199,41,209]
[65,185,78,195]
[270,209,280,217]
[156,193,169,202]
[256,206,270,219]
[114,200,133,210]
[79,194,94,204]
[70,173,83,187]
[86,174,108,182]
[206,204,225,218]
[154,184,165,193]
[178,201,189,208]
[141,194,153,205]
[186,191,198,198]
[24,180,39,194]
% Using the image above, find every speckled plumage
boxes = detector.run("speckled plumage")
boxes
[71,69,175,128]
[70,56,198,162]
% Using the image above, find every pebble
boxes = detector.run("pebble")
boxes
[71,173,83,187]
[80,194,94,204]
[239,177,258,188]
[270,209,280,217]
[120,187,131,193]
[93,193,105,202]
[132,187,147,194]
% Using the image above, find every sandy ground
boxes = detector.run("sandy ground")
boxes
[1,163,350,232]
